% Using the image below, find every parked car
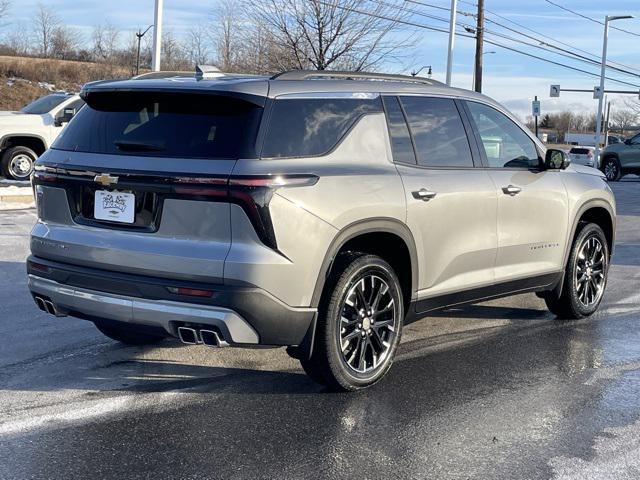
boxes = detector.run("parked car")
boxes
[27,70,616,391]
[600,132,640,181]
[0,93,84,180]
[568,146,597,168]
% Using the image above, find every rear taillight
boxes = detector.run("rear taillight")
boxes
[228,175,318,188]
[29,261,51,274]
[588,151,593,159]
[226,175,318,250]
[167,287,214,298]
[32,167,318,251]
[174,175,318,250]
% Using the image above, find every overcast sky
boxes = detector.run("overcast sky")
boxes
[4,0,640,119]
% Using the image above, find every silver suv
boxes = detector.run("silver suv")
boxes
[28,70,616,391]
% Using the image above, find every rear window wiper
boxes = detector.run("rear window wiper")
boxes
[114,141,165,152]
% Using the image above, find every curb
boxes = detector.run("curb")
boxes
[0,194,34,203]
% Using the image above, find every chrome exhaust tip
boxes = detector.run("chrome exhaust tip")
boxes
[177,327,199,345]
[44,299,66,317]
[34,296,47,312]
[200,329,229,348]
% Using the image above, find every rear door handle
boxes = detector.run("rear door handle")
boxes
[502,185,522,196]
[412,189,437,201]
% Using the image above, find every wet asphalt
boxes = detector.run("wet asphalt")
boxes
[0,179,639,479]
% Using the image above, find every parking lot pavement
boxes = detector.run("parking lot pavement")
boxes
[0,179,639,479]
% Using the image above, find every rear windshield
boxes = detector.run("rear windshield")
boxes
[53,92,263,159]
[261,97,382,158]
[21,94,70,114]
[570,148,591,154]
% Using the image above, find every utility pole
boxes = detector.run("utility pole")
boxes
[473,0,485,93]
[151,0,164,72]
[445,0,458,86]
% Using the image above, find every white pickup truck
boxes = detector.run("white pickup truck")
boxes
[0,93,84,180]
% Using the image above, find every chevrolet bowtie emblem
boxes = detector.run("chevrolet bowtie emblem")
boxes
[94,173,119,186]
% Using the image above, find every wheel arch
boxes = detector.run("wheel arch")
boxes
[564,200,615,267]
[0,134,48,156]
[290,218,418,362]
[600,152,621,173]
[311,218,418,312]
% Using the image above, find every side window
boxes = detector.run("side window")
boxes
[382,96,415,164]
[55,98,85,123]
[465,101,540,169]
[261,97,382,158]
[67,98,85,112]
[399,96,473,168]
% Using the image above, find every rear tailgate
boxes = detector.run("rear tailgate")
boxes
[31,89,264,283]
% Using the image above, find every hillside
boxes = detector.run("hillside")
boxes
[0,55,134,111]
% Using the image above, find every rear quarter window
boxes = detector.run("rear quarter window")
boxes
[261,97,382,158]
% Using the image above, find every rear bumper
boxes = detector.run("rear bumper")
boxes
[27,256,316,347]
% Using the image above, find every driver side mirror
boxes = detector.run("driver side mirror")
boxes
[54,108,76,127]
[545,149,570,170]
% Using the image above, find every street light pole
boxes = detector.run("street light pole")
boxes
[151,0,164,72]
[595,15,633,160]
[445,0,458,86]
[472,51,495,91]
[135,25,154,76]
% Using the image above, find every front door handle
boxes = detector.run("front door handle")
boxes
[502,185,522,196]
[412,189,437,201]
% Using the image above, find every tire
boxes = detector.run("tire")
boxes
[95,322,166,345]
[1,146,37,180]
[300,253,404,391]
[601,156,622,182]
[545,223,609,319]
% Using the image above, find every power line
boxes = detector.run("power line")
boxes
[480,25,640,79]
[317,0,640,88]
[406,0,640,76]
[401,0,640,80]
[544,0,640,38]
[483,6,640,74]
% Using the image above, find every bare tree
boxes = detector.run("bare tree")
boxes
[211,0,238,71]
[246,0,413,71]
[3,21,31,56]
[624,97,640,119]
[50,25,82,60]
[0,0,10,22]
[610,108,638,134]
[92,23,120,62]
[554,111,573,141]
[34,3,59,57]
[161,29,190,70]
[185,23,210,66]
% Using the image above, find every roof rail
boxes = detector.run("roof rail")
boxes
[271,70,441,86]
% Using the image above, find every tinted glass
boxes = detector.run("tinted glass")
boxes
[382,96,415,164]
[66,98,85,112]
[21,94,70,114]
[261,97,382,158]
[466,101,540,168]
[570,148,590,155]
[400,96,473,168]
[53,92,263,159]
